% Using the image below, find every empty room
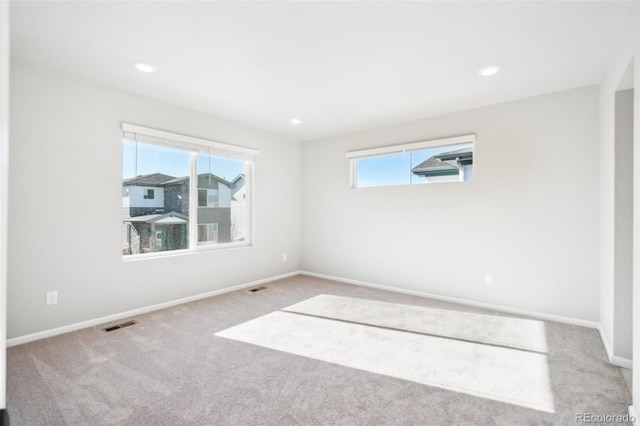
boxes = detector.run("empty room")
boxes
[0,0,639,425]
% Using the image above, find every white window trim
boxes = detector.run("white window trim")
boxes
[122,123,257,260]
[122,122,258,161]
[345,134,474,159]
[346,134,475,189]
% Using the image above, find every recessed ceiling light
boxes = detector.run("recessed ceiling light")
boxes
[290,118,302,125]
[134,62,157,73]
[478,65,500,77]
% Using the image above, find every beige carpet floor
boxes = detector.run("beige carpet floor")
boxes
[282,294,549,352]
[6,274,633,425]
[216,311,555,413]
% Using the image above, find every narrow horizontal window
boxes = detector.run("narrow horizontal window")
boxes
[121,123,258,258]
[347,134,475,188]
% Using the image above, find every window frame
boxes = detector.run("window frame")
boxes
[346,134,475,188]
[121,123,258,261]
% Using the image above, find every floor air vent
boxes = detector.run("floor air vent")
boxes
[102,320,137,332]
[249,286,267,293]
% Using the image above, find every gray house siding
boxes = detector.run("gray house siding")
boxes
[198,207,231,242]
[198,175,219,191]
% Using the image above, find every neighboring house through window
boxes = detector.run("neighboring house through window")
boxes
[411,146,474,183]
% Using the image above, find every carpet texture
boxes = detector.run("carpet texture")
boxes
[216,311,555,413]
[6,275,633,425]
[282,294,548,352]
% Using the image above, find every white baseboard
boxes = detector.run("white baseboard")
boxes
[598,324,634,369]
[7,271,300,347]
[303,272,640,369]
[301,271,600,329]
[598,324,615,360]
[629,405,638,426]
[7,270,615,355]
[611,355,633,370]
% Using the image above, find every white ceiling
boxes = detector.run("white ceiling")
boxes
[10,1,633,142]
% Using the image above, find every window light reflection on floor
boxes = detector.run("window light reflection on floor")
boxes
[216,296,555,413]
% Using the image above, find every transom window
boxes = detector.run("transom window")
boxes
[347,134,475,188]
[121,123,257,258]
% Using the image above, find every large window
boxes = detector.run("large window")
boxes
[121,123,257,258]
[347,134,475,188]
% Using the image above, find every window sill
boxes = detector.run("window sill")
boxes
[122,241,251,262]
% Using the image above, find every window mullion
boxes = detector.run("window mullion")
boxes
[247,161,254,244]
[189,152,198,250]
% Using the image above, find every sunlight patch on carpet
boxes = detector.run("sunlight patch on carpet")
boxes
[283,294,548,353]
[216,311,555,413]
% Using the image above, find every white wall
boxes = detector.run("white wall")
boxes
[599,1,639,384]
[0,0,8,413]
[8,59,302,338]
[614,88,634,360]
[634,6,640,414]
[602,2,640,416]
[302,86,600,321]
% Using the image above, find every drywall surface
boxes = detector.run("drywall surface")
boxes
[302,86,600,321]
[8,60,302,338]
[599,3,638,370]
[614,89,634,360]
[0,0,8,410]
[635,3,640,414]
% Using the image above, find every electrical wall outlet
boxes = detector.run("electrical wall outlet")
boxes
[282,253,287,262]
[46,291,58,306]
[484,275,494,286]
